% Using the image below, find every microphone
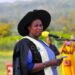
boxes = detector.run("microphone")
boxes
[48,34,75,41]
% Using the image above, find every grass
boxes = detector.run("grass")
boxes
[0,50,13,75]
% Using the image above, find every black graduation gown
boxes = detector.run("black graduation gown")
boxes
[13,38,45,75]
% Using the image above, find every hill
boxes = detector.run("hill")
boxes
[0,0,75,32]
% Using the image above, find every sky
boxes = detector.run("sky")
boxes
[0,0,33,3]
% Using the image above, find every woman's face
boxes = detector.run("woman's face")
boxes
[28,19,43,37]
[66,41,71,46]
[46,37,51,45]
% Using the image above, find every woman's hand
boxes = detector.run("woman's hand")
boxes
[49,58,63,66]
[43,58,63,67]
[56,58,63,66]
[31,58,63,73]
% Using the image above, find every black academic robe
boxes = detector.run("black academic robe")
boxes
[13,38,45,75]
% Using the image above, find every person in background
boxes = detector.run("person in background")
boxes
[13,9,63,75]
[60,40,75,75]
[42,31,60,57]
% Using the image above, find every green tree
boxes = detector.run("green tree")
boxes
[0,23,12,37]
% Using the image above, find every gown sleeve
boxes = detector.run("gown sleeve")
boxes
[13,39,32,75]
[27,50,34,71]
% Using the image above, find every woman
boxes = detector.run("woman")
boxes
[41,31,59,57]
[61,41,75,75]
[13,9,63,75]
[46,34,59,57]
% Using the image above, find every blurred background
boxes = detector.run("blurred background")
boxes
[0,0,75,75]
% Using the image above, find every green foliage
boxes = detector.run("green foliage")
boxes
[0,50,13,75]
[49,31,71,39]
[0,23,12,37]
[0,36,21,50]
[0,31,73,51]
